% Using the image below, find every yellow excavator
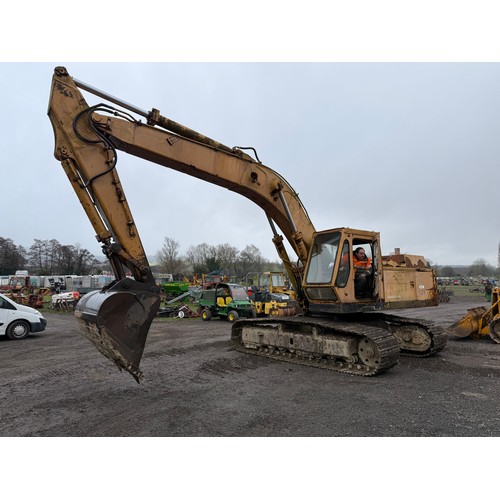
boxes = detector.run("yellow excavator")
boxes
[47,66,447,382]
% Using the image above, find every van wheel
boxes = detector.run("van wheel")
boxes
[201,309,212,321]
[228,310,239,322]
[6,320,30,340]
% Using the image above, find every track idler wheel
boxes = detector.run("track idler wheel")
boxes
[75,278,161,382]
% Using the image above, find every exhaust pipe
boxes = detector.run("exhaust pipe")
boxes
[75,279,160,382]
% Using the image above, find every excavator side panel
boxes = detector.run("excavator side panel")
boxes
[382,267,438,309]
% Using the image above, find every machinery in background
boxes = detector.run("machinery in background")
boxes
[246,271,299,317]
[449,287,500,343]
[197,282,256,322]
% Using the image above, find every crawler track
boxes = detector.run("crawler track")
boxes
[358,313,448,357]
[231,317,400,376]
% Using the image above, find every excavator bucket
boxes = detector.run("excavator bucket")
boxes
[75,279,161,382]
[448,307,487,338]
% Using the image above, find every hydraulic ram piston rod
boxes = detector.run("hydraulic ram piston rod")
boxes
[73,74,234,154]
[74,77,149,118]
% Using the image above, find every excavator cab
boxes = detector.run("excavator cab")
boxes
[303,228,383,313]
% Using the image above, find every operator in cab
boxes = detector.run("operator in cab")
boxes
[353,247,372,298]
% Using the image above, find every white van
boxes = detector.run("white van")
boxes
[0,293,47,339]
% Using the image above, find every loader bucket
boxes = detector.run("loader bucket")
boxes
[75,279,161,382]
[448,307,487,338]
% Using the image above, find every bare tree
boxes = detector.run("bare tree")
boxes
[468,258,494,277]
[204,245,221,273]
[27,239,98,275]
[162,240,276,279]
[439,266,456,277]
[216,243,239,274]
[236,244,264,276]
[0,237,26,274]
[156,237,182,274]
[28,239,50,274]
[57,244,77,274]
[185,243,211,274]
[73,245,99,275]
[48,239,61,274]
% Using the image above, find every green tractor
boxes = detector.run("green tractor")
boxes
[197,283,256,322]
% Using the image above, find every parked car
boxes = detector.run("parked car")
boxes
[0,292,47,339]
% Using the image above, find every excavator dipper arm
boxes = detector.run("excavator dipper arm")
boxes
[48,68,165,381]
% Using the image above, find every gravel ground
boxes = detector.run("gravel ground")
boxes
[1,295,499,437]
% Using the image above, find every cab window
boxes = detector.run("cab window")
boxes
[0,296,16,310]
[335,240,350,287]
[305,232,341,284]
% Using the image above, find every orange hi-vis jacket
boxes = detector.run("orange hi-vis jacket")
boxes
[353,255,371,270]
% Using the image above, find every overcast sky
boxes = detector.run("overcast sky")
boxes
[1,62,498,267]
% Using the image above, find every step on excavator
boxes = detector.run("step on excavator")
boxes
[47,66,447,382]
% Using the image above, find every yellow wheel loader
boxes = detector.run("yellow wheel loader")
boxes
[449,288,500,343]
